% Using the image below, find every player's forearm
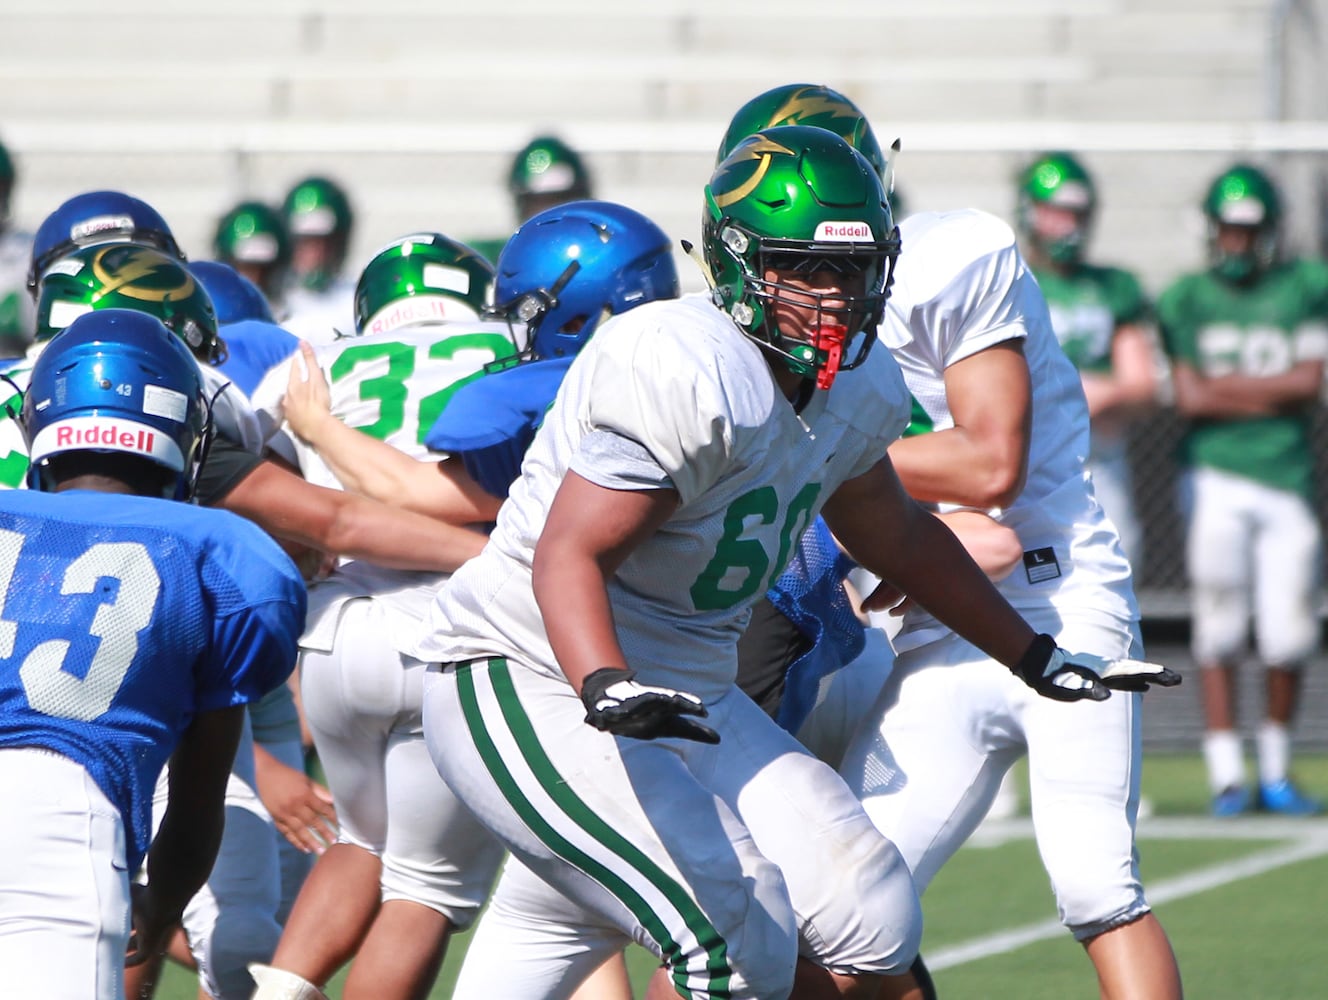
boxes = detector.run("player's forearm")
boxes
[326,491,489,572]
[144,804,224,924]
[533,547,628,694]
[888,428,1028,509]
[300,409,423,504]
[880,515,1037,665]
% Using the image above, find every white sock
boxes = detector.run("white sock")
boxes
[1257,722,1290,787]
[1202,730,1245,794]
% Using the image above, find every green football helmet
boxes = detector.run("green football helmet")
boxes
[1203,163,1281,282]
[1016,151,1096,265]
[717,83,904,217]
[213,200,291,300]
[508,135,593,223]
[702,125,900,389]
[282,175,354,292]
[35,243,225,364]
[719,83,887,178]
[354,232,496,336]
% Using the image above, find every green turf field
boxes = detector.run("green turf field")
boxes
[158,751,1328,999]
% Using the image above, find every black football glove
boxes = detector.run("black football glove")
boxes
[1010,633,1182,703]
[580,667,720,744]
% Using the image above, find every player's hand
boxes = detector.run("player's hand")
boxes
[125,884,174,968]
[1067,650,1183,693]
[1010,634,1181,702]
[580,667,720,744]
[284,341,333,442]
[254,746,338,855]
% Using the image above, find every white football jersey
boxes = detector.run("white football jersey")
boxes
[280,279,357,345]
[249,318,520,489]
[881,209,1136,650]
[413,293,912,705]
[249,318,520,649]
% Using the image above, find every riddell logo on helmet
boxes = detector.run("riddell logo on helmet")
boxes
[814,221,874,241]
[365,297,470,335]
[56,422,155,452]
[31,415,185,471]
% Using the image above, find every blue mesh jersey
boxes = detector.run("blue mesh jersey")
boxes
[767,517,866,734]
[0,489,306,870]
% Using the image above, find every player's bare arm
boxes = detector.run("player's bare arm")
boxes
[823,457,1039,667]
[886,339,1032,508]
[284,340,502,523]
[221,459,488,572]
[532,470,679,693]
[128,704,247,967]
[1170,357,1324,418]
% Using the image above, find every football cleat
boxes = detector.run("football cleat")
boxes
[1211,785,1252,818]
[1257,778,1322,816]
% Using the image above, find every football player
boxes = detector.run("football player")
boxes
[214,200,293,320]
[250,214,675,1000]
[1158,163,1327,817]
[280,175,357,343]
[21,206,493,999]
[0,309,305,999]
[1015,151,1159,566]
[412,126,1173,1000]
[712,88,1185,1000]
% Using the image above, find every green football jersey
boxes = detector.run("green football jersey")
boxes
[1032,262,1150,375]
[1156,257,1328,498]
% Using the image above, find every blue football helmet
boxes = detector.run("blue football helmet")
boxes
[27,190,185,298]
[188,259,276,325]
[21,309,209,500]
[490,200,680,360]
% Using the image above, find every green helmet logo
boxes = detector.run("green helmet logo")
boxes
[354,232,496,336]
[703,125,899,389]
[282,176,354,292]
[1203,163,1280,282]
[718,83,887,179]
[1016,152,1096,265]
[36,244,224,364]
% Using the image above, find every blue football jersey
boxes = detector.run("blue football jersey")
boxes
[0,490,306,869]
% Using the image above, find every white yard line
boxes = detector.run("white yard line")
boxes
[927,819,1328,971]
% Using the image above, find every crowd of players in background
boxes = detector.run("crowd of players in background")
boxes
[0,81,1320,1000]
